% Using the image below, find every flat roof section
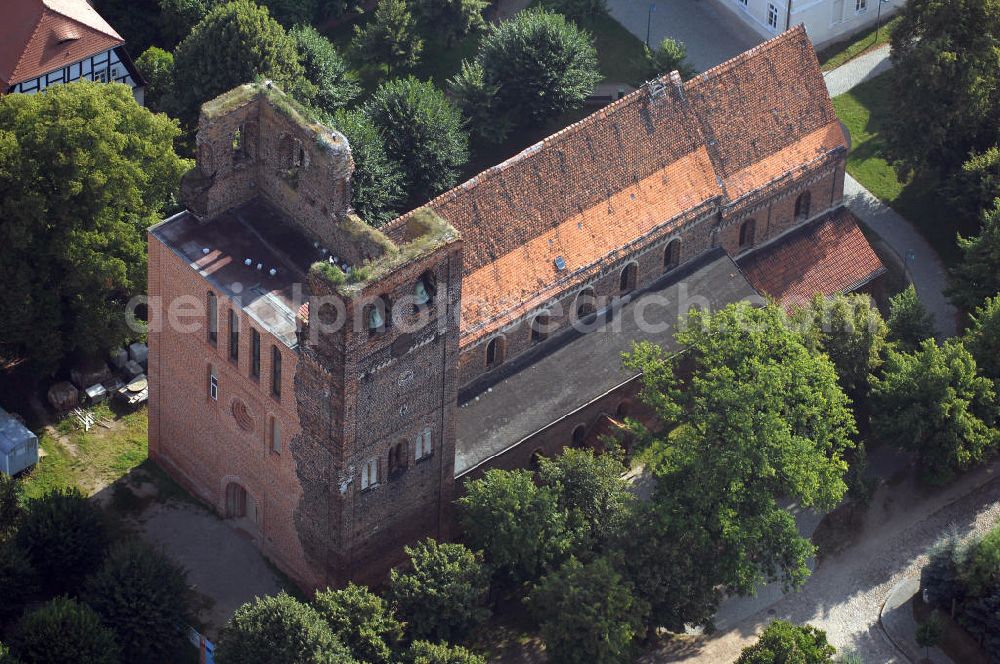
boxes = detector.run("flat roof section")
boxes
[151,197,325,348]
[455,249,762,475]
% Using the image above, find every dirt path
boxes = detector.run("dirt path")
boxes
[639,460,1000,662]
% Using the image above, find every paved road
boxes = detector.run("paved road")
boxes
[607,0,763,72]
[844,174,959,337]
[642,461,1000,663]
[824,44,892,97]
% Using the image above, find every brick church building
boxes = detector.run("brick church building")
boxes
[148,26,885,591]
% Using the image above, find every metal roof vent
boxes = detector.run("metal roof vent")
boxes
[554,256,566,272]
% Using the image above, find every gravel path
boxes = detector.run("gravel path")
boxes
[823,44,892,97]
[641,461,1000,663]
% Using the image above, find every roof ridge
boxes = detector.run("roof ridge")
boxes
[41,0,123,42]
[383,75,678,233]
[686,25,807,88]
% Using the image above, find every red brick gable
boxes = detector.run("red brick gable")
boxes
[736,208,886,309]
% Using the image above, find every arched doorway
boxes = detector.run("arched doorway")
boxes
[225,482,247,518]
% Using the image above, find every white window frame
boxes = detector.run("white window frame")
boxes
[856,0,868,12]
[416,428,433,461]
[738,0,748,6]
[361,458,379,490]
[767,3,780,28]
[209,372,218,401]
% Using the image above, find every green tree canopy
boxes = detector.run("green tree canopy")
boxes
[948,145,1000,225]
[886,0,1000,175]
[473,8,601,127]
[135,46,176,115]
[537,447,633,556]
[0,542,37,623]
[365,77,469,207]
[388,538,491,642]
[16,488,107,595]
[11,597,120,664]
[527,556,647,664]
[964,293,1000,383]
[0,473,23,542]
[172,0,303,124]
[290,25,360,115]
[642,37,697,82]
[735,620,836,664]
[887,285,937,352]
[871,339,998,484]
[157,0,222,48]
[313,583,402,663]
[0,642,20,664]
[791,292,888,395]
[622,303,855,625]
[413,0,488,47]
[447,60,510,145]
[350,0,423,75]
[326,109,405,226]
[403,640,486,664]
[949,202,1000,311]
[82,540,192,663]
[216,592,354,664]
[0,83,187,374]
[540,0,608,20]
[457,468,571,585]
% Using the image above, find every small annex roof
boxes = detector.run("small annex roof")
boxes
[736,208,886,310]
[455,249,762,475]
[0,406,36,456]
[383,27,847,345]
[0,0,124,89]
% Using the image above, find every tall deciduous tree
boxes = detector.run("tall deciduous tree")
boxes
[290,25,360,115]
[83,540,192,664]
[527,556,647,664]
[871,339,998,484]
[963,294,1000,383]
[735,620,836,664]
[365,77,468,207]
[0,83,187,375]
[887,285,936,352]
[326,109,405,227]
[413,0,488,47]
[886,0,1000,175]
[791,292,888,395]
[11,598,120,664]
[622,303,855,627]
[172,0,303,124]
[350,0,423,75]
[388,539,491,643]
[447,60,510,145]
[949,203,1000,311]
[215,592,354,664]
[537,448,633,557]
[135,47,176,115]
[404,641,486,664]
[313,583,402,664]
[457,469,571,585]
[541,0,608,20]
[16,488,108,595]
[157,0,222,48]
[474,8,601,127]
[947,146,1000,226]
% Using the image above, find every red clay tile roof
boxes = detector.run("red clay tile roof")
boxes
[736,208,886,310]
[1,0,123,89]
[381,26,847,342]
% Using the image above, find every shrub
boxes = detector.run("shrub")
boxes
[388,538,490,642]
[404,640,486,664]
[16,489,107,594]
[735,620,836,663]
[11,597,119,664]
[83,540,192,663]
[313,583,402,663]
[0,542,37,623]
[215,592,354,664]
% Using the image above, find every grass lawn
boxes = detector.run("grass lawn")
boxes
[832,72,966,265]
[20,403,148,500]
[817,15,901,71]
